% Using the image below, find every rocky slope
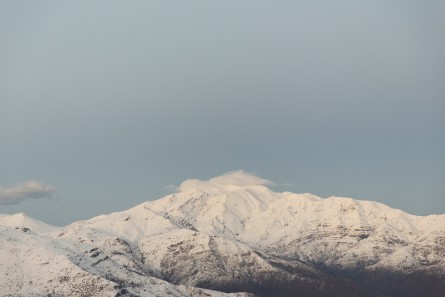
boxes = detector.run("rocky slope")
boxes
[1,172,444,296]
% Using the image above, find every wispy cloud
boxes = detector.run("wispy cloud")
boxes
[177,170,274,192]
[0,180,55,205]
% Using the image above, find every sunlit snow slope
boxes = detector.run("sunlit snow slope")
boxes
[1,171,444,297]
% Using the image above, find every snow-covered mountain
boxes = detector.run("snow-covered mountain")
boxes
[1,172,444,297]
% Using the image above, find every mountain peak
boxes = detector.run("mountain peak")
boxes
[0,212,59,234]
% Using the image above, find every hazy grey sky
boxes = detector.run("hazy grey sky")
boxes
[1,1,444,225]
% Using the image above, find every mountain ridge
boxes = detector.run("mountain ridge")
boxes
[1,172,444,296]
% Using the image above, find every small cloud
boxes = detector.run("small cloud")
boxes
[165,184,180,193]
[0,180,55,205]
[177,170,274,192]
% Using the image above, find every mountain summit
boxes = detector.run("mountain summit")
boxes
[1,172,444,296]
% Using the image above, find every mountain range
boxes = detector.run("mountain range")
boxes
[1,172,444,297]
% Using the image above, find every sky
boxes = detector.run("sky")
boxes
[1,1,444,226]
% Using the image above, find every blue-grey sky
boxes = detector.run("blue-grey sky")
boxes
[1,1,444,226]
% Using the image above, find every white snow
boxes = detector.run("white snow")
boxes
[1,172,444,295]
[0,213,60,234]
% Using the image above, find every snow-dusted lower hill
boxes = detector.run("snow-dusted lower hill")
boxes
[1,171,444,297]
[0,215,252,297]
